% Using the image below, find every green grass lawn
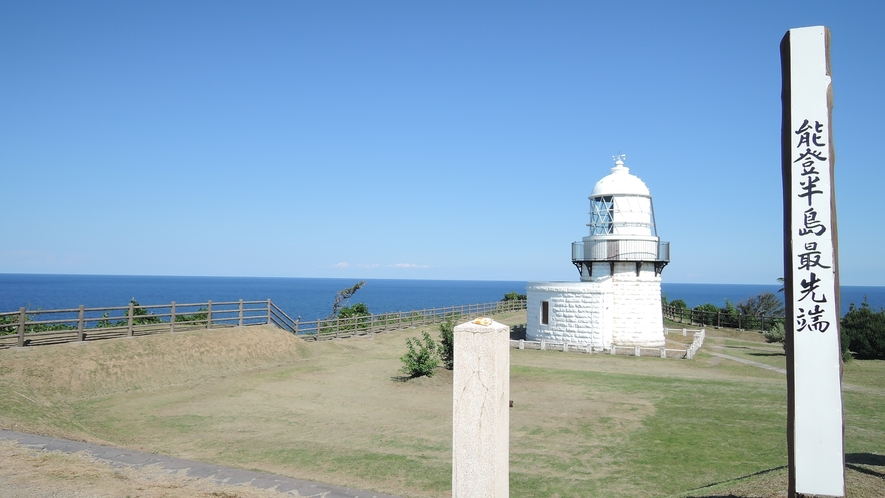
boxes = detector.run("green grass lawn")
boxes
[0,314,882,497]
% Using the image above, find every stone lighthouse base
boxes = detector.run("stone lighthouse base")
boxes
[526,271,665,349]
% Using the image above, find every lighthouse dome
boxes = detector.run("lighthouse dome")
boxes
[590,158,650,197]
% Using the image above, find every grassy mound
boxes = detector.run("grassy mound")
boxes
[0,325,306,439]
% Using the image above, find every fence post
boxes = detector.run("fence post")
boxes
[239,299,244,327]
[207,300,213,329]
[634,346,641,357]
[17,307,25,347]
[78,305,85,341]
[760,313,765,332]
[266,299,271,326]
[660,347,666,359]
[170,301,176,333]
[127,302,134,337]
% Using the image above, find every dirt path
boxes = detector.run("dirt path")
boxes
[0,429,400,498]
[704,347,788,375]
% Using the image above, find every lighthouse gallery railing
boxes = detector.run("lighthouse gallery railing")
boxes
[572,240,670,262]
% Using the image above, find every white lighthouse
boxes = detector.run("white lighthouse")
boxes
[526,155,669,349]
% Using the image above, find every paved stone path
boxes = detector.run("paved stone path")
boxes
[0,430,401,498]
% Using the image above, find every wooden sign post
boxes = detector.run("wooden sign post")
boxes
[780,26,845,498]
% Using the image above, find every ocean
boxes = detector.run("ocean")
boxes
[1,274,883,320]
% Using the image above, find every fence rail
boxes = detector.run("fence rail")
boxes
[0,298,528,349]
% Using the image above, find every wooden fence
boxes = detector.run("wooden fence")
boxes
[662,304,783,332]
[287,299,527,340]
[0,299,528,349]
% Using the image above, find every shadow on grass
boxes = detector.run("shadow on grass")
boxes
[687,495,746,498]
[847,452,885,479]
[847,452,885,466]
[721,344,786,358]
[681,465,786,497]
[684,454,884,496]
[747,351,786,358]
[390,375,413,383]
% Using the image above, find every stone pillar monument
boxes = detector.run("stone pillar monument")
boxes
[780,25,845,498]
[451,318,509,497]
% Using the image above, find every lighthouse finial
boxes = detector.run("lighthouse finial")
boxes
[612,153,626,164]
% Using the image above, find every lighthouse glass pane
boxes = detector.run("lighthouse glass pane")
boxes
[611,196,652,235]
[589,196,613,235]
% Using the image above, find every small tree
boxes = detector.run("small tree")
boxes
[400,331,439,378]
[439,319,455,370]
[329,281,366,318]
[737,292,785,317]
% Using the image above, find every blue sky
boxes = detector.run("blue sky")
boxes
[2,1,883,285]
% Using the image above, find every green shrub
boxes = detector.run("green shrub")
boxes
[400,331,439,378]
[439,319,455,370]
[502,292,526,301]
[841,299,885,360]
[0,314,17,336]
[175,308,208,324]
[692,303,720,326]
[337,303,371,330]
[669,299,688,309]
[96,299,162,327]
[763,321,785,348]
